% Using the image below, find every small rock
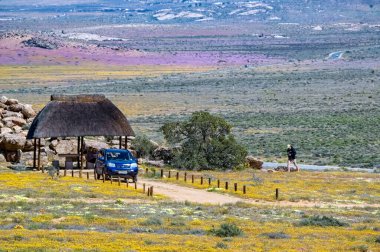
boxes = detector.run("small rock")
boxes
[0,103,7,109]
[0,122,3,128]
[8,104,23,113]
[5,98,18,105]
[83,139,109,151]
[12,125,23,133]
[2,111,24,119]
[3,121,15,128]
[21,104,36,118]
[2,117,27,127]
[0,96,8,104]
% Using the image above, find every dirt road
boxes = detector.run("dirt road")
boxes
[138,178,380,208]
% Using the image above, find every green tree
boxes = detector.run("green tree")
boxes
[161,111,247,170]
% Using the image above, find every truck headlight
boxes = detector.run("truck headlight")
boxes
[130,163,137,169]
[108,162,116,168]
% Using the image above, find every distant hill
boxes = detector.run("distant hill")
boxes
[0,0,378,26]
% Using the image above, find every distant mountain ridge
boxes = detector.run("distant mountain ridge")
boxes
[0,0,378,25]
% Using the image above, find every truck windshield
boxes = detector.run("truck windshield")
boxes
[106,151,132,161]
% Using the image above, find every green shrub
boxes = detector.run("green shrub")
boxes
[141,216,163,226]
[375,236,380,243]
[297,215,348,227]
[215,242,228,249]
[261,232,290,239]
[210,223,243,237]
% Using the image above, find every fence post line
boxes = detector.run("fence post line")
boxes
[217,179,220,188]
[110,176,113,184]
[243,185,246,194]
[134,182,137,190]
[126,180,129,188]
[191,174,194,184]
[87,172,89,180]
[208,177,211,186]
[150,186,154,197]
[225,181,228,190]
[71,169,74,177]
[118,177,121,186]
[176,172,179,180]
[184,172,187,182]
[234,183,237,192]
[64,168,67,177]
[168,170,171,178]
[201,176,203,185]
[160,169,163,178]
[143,183,146,193]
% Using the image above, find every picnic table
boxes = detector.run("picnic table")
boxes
[58,153,81,169]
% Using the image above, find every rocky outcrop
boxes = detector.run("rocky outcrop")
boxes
[0,133,27,151]
[245,156,263,169]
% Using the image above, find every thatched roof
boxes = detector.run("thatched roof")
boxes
[27,94,135,139]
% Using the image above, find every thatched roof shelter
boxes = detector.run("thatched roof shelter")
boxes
[27,94,135,139]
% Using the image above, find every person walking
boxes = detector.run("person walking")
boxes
[287,144,300,172]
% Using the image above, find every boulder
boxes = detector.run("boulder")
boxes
[54,139,78,154]
[5,98,18,105]
[83,139,109,151]
[0,153,6,162]
[21,104,36,118]
[2,117,27,127]
[0,127,12,135]
[245,156,263,169]
[0,96,8,104]
[19,151,48,167]
[0,133,26,151]
[8,104,23,113]
[152,146,174,163]
[3,121,15,128]
[0,122,3,128]
[0,103,7,109]
[23,139,35,152]
[2,111,24,119]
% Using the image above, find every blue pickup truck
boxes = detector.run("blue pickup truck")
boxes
[94,148,139,182]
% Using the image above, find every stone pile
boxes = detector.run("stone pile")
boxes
[0,96,38,164]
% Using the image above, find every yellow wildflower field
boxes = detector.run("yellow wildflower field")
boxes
[0,169,379,251]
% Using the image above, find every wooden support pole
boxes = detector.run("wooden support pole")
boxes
[191,174,194,184]
[276,188,279,200]
[184,172,187,182]
[243,185,246,194]
[80,137,84,178]
[125,136,128,150]
[33,138,37,169]
[160,169,163,178]
[225,181,228,190]
[37,138,41,171]
[77,137,80,169]
[176,172,179,180]
[208,178,211,186]
[234,183,237,192]
[119,136,122,149]
[201,176,203,185]
[118,177,121,186]
[143,183,146,193]
[217,179,220,188]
